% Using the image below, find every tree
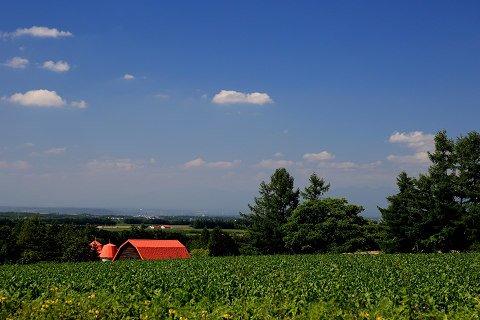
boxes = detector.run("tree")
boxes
[379,172,425,252]
[301,172,330,201]
[455,131,480,249]
[208,227,239,256]
[241,168,300,254]
[381,130,480,252]
[284,197,368,253]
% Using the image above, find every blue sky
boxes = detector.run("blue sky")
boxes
[1,1,479,216]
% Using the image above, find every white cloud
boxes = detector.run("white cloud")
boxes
[0,160,30,170]
[212,90,273,105]
[389,131,434,151]
[3,57,29,69]
[388,131,434,164]
[123,74,135,80]
[257,159,294,169]
[71,100,87,109]
[184,158,241,169]
[303,151,334,162]
[387,152,430,164]
[273,152,284,158]
[45,147,66,155]
[208,160,241,169]
[86,159,143,171]
[42,60,70,72]
[184,158,206,168]
[7,89,66,107]
[8,26,73,38]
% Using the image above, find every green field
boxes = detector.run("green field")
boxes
[1,254,479,319]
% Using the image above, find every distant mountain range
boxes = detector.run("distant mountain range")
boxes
[0,206,239,217]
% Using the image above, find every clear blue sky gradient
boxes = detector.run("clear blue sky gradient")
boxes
[1,1,479,216]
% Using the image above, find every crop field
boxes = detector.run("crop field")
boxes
[1,254,479,319]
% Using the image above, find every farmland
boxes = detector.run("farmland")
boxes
[1,254,480,319]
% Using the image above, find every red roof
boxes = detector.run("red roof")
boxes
[113,239,190,261]
[100,243,117,259]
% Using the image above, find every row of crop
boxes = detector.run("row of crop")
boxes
[1,254,480,319]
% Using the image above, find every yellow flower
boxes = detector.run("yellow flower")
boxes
[65,299,73,305]
[179,317,188,320]
[88,308,100,315]
[376,316,384,320]
[144,300,151,305]
[0,296,7,303]
[223,313,233,319]
[168,309,177,315]
[50,287,59,292]
[88,293,96,299]
[359,311,369,318]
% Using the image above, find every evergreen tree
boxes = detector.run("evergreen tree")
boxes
[379,172,424,252]
[241,168,299,254]
[381,130,480,252]
[300,172,330,201]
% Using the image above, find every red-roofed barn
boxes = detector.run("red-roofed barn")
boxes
[112,239,190,261]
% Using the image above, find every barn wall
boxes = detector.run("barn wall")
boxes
[116,243,141,260]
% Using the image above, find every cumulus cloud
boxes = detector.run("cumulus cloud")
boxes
[42,60,70,72]
[7,89,66,107]
[389,131,434,151]
[86,159,143,171]
[5,26,73,38]
[71,100,87,109]
[184,158,241,169]
[303,151,334,162]
[257,159,294,169]
[273,152,284,158]
[123,74,135,80]
[45,147,66,155]
[0,160,30,170]
[3,57,29,69]
[387,131,434,164]
[212,90,273,105]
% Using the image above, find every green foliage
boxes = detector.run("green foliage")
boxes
[1,254,480,319]
[380,130,480,252]
[284,198,374,253]
[241,168,300,254]
[300,172,330,201]
[208,227,239,257]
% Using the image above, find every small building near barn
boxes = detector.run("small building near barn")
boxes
[112,239,190,261]
[160,225,171,229]
[99,243,118,262]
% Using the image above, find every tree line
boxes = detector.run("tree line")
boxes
[0,130,478,263]
[241,130,479,254]
[380,130,480,252]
